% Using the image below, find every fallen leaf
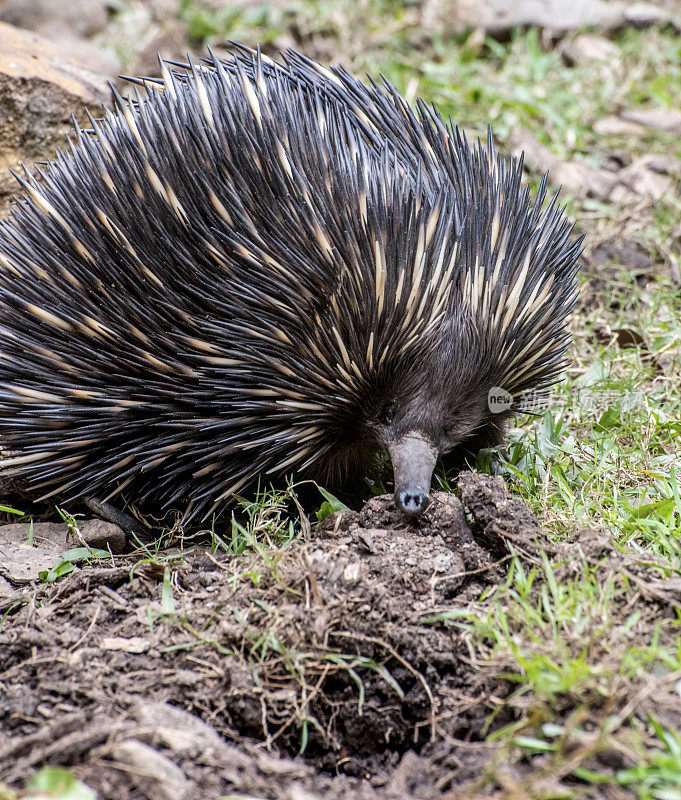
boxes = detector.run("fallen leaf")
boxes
[621,108,681,132]
[509,127,677,204]
[593,116,646,136]
[562,33,621,65]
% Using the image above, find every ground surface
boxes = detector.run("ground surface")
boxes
[2,473,679,799]
[1,2,681,799]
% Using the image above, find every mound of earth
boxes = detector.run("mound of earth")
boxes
[0,472,657,799]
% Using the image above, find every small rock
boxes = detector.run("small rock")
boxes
[256,752,309,777]
[0,517,125,591]
[134,702,234,760]
[387,750,427,794]
[562,34,620,66]
[72,519,126,553]
[508,126,605,197]
[0,521,67,590]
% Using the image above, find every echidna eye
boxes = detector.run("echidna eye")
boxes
[379,402,396,426]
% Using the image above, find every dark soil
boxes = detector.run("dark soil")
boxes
[0,472,675,799]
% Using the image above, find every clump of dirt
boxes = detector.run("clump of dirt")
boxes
[0,471,675,799]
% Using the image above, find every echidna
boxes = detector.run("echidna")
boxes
[0,48,582,521]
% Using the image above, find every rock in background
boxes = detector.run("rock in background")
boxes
[0,0,119,74]
[0,22,110,216]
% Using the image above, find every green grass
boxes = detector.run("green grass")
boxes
[618,718,681,800]
[0,768,96,800]
[427,555,681,795]
[501,279,681,552]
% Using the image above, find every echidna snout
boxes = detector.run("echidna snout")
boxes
[378,380,506,518]
[388,432,438,518]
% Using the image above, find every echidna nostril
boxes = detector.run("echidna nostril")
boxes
[396,490,430,517]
